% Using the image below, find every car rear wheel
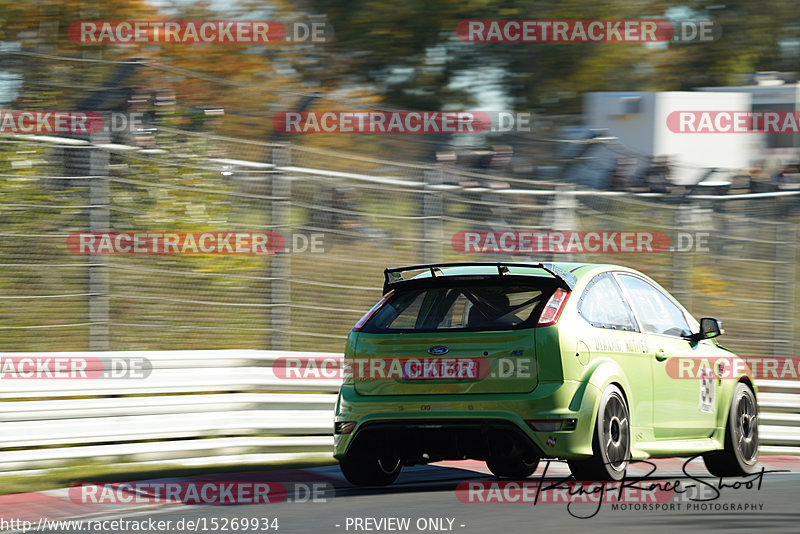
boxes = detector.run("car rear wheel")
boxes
[568,384,630,481]
[486,456,540,479]
[703,382,758,477]
[339,453,402,486]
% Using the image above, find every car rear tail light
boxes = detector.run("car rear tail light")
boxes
[536,288,570,327]
[352,291,394,332]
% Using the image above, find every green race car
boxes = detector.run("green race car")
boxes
[333,262,758,485]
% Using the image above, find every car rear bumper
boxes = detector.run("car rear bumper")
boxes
[333,380,600,461]
[340,419,545,465]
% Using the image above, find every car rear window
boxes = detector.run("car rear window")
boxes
[361,284,549,332]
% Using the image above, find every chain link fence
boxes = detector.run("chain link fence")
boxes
[1,129,798,362]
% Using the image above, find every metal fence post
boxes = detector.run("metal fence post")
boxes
[774,222,795,359]
[271,145,291,350]
[551,186,577,263]
[423,168,444,263]
[671,204,692,310]
[794,224,799,360]
[88,130,110,351]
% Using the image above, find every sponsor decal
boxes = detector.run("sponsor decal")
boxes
[699,366,715,413]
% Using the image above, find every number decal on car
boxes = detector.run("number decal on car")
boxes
[699,366,714,413]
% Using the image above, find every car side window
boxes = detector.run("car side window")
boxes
[578,274,637,331]
[617,274,692,337]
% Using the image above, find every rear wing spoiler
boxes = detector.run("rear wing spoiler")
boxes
[383,262,578,294]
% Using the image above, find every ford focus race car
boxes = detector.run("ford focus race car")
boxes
[333,262,758,485]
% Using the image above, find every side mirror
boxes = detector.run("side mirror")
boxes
[689,317,724,342]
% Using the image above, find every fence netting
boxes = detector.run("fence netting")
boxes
[1,130,797,361]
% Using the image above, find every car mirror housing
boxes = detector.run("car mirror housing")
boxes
[688,317,724,342]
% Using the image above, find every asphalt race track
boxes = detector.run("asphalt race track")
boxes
[4,457,800,534]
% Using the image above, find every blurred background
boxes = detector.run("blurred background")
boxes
[2,0,800,361]
[4,0,800,491]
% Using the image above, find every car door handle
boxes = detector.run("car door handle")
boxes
[655,348,668,362]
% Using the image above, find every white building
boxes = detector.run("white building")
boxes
[583,91,756,185]
[698,79,800,158]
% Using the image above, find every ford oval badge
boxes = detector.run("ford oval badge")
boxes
[428,346,449,355]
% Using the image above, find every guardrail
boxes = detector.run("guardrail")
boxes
[755,379,800,455]
[0,350,798,474]
[0,350,338,474]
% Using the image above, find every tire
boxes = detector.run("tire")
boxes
[703,382,759,477]
[339,453,402,486]
[568,384,630,481]
[486,456,540,479]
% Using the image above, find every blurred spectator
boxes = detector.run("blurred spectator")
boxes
[729,171,751,194]
[644,156,670,193]
[749,167,777,193]
[609,156,636,191]
[774,163,800,190]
